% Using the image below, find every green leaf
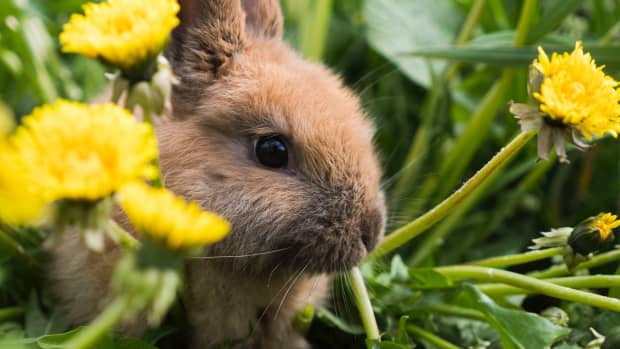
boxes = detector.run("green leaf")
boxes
[364,0,463,87]
[408,268,453,289]
[458,285,569,349]
[24,293,47,338]
[315,307,364,335]
[389,255,409,282]
[527,0,584,42]
[396,315,410,345]
[36,328,82,348]
[401,44,620,68]
[36,327,115,349]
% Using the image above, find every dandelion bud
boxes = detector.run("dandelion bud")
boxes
[568,213,619,256]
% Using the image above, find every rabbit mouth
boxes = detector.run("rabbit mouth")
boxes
[276,235,368,274]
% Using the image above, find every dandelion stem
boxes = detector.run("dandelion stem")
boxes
[64,296,129,349]
[348,267,380,341]
[435,265,620,312]
[479,275,620,295]
[467,247,564,268]
[367,130,536,261]
[419,304,486,321]
[407,325,460,349]
[528,249,620,279]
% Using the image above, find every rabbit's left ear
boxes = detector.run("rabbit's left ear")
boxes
[168,0,246,81]
[241,0,283,39]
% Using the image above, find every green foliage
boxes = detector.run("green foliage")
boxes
[2,0,620,348]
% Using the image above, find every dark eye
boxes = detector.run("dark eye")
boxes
[255,136,288,168]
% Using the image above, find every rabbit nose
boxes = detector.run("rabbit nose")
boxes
[360,206,385,252]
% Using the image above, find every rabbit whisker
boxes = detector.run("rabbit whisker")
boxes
[189,247,291,260]
[274,262,309,321]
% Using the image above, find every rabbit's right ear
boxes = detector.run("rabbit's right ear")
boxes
[168,0,247,81]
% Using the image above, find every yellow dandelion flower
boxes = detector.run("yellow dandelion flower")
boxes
[11,100,158,202]
[0,142,47,226]
[591,213,620,241]
[533,41,620,139]
[60,0,179,73]
[511,41,620,162]
[118,182,230,250]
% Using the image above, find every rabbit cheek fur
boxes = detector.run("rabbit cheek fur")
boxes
[48,0,386,348]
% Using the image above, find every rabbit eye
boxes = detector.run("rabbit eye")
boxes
[255,136,288,168]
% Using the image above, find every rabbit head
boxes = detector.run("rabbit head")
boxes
[158,0,385,274]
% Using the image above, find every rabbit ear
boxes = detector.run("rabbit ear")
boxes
[241,0,283,39]
[168,0,247,79]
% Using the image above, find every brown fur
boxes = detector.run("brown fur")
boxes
[48,1,385,348]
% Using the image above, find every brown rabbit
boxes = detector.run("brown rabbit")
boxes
[48,0,386,348]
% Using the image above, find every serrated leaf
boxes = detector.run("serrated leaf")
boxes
[459,285,569,349]
[364,0,463,87]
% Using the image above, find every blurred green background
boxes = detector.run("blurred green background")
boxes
[1,0,620,348]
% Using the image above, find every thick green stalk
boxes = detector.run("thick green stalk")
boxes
[436,265,620,312]
[468,247,564,268]
[479,275,620,296]
[64,296,130,349]
[528,249,620,279]
[348,267,380,341]
[408,325,460,349]
[367,131,535,261]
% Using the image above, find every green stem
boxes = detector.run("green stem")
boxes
[298,0,332,61]
[409,159,501,266]
[348,267,380,341]
[108,220,139,249]
[513,0,538,46]
[456,0,489,46]
[367,130,535,261]
[419,304,486,321]
[64,296,130,349]
[408,325,460,349]
[435,265,620,312]
[468,247,564,268]
[444,0,489,80]
[0,307,23,321]
[528,249,620,279]
[479,275,620,295]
